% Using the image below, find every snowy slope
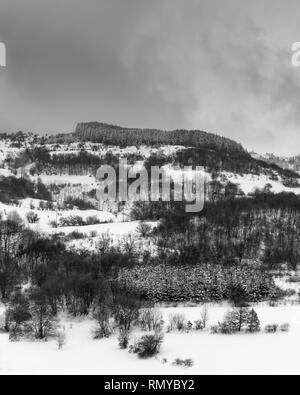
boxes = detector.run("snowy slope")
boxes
[223,172,300,195]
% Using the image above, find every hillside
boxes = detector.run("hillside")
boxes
[252,152,300,174]
[74,122,245,152]
[73,123,300,179]
[1,127,300,375]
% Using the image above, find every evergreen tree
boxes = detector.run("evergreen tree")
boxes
[246,309,260,333]
[224,308,250,332]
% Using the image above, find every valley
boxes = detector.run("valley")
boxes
[1,125,300,375]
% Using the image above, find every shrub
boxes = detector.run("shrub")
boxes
[118,328,130,349]
[187,321,193,331]
[112,289,141,332]
[7,211,23,226]
[194,320,205,331]
[58,215,101,227]
[168,313,186,332]
[92,304,113,339]
[279,323,290,332]
[172,358,194,368]
[49,220,58,228]
[26,211,40,224]
[56,329,67,350]
[97,232,114,254]
[45,201,54,210]
[136,223,152,238]
[210,325,219,334]
[64,197,95,210]
[90,231,98,238]
[131,332,164,358]
[265,324,279,333]
[194,305,209,330]
[85,216,101,226]
[59,215,85,227]
[66,231,86,241]
[39,201,51,211]
[138,309,164,332]
[217,321,237,335]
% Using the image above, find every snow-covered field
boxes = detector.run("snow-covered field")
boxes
[1,301,300,375]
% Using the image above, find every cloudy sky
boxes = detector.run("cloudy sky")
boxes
[1,0,300,155]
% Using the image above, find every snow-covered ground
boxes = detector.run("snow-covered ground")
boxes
[224,172,300,195]
[1,301,300,375]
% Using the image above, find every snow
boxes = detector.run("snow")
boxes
[0,168,12,177]
[1,300,300,375]
[223,172,300,195]
[0,201,113,226]
[39,174,96,186]
[49,220,150,237]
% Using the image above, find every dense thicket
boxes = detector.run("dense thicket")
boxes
[117,264,280,303]
[0,219,134,317]
[155,193,300,269]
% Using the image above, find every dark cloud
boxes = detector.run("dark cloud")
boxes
[1,0,300,154]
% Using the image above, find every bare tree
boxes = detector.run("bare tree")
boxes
[121,234,138,260]
[56,329,67,350]
[136,223,152,238]
[200,305,209,329]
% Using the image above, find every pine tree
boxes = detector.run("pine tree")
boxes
[246,309,260,333]
[224,307,250,332]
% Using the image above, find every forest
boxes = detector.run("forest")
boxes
[74,122,246,152]
[1,189,299,341]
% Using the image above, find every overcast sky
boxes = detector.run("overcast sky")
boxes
[1,0,300,155]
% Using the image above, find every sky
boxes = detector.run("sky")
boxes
[1,0,300,155]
